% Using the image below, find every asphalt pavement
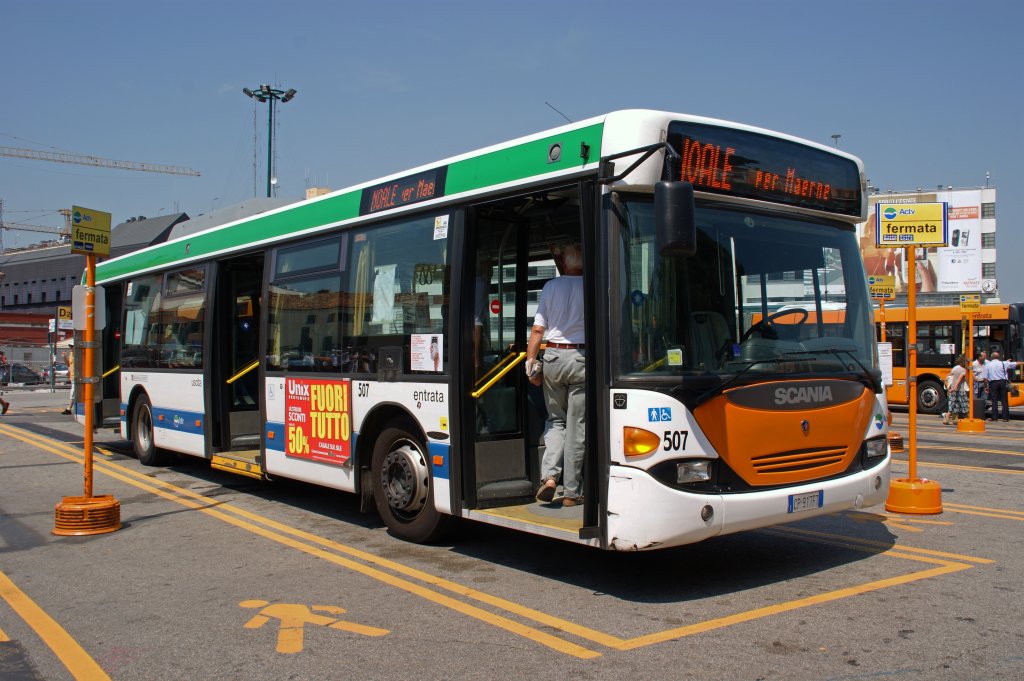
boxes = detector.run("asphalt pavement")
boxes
[0,392,1021,680]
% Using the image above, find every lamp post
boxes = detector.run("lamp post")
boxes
[242,84,298,198]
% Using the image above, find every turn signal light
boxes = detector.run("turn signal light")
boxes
[624,427,660,457]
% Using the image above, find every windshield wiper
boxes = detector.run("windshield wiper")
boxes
[781,348,882,392]
[690,356,784,407]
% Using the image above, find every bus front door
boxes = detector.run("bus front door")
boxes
[210,254,264,475]
[464,188,583,510]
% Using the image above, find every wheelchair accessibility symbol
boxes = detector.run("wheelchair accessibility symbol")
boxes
[648,407,672,422]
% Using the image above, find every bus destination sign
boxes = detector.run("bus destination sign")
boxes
[360,166,448,216]
[666,122,862,217]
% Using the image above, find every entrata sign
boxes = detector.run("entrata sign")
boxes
[875,202,948,247]
[70,205,112,257]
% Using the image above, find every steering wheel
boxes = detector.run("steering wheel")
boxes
[741,308,809,342]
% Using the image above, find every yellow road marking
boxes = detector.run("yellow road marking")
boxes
[0,424,996,655]
[0,624,9,641]
[891,458,1024,475]
[617,562,968,650]
[0,569,111,680]
[917,444,1024,458]
[942,508,1024,521]
[945,502,1024,516]
[0,425,601,659]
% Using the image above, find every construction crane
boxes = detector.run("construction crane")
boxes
[0,146,200,176]
[0,220,66,237]
[0,201,72,254]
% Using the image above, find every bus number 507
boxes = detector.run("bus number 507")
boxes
[663,430,689,452]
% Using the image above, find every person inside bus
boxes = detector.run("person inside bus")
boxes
[986,350,1018,422]
[526,241,585,507]
[941,355,969,425]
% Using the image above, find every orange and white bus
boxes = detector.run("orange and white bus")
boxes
[874,303,1024,413]
[82,110,890,550]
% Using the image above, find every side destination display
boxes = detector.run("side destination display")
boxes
[665,121,862,217]
[360,166,448,216]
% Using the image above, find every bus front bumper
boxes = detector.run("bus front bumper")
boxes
[605,457,891,551]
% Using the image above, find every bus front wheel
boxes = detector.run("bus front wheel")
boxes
[917,379,944,415]
[371,425,450,543]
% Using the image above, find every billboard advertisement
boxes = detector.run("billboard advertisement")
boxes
[860,191,982,293]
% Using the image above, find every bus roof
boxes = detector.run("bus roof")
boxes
[95,109,866,284]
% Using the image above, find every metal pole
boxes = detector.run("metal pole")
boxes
[266,94,275,198]
[83,254,96,498]
[906,245,917,481]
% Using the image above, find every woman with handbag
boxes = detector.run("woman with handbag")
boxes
[943,355,969,425]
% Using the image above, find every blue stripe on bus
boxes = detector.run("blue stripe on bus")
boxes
[429,442,450,480]
[266,423,285,451]
[151,407,204,435]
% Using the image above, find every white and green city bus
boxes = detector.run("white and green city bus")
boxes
[83,110,890,550]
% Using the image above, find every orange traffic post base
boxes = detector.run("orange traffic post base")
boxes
[885,478,943,515]
[957,417,985,433]
[53,495,122,536]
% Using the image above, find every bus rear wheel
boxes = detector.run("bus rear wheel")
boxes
[133,395,171,466]
[371,425,450,543]
[917,379,944,415]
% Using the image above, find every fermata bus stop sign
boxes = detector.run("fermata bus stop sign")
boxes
[70,205,111,257]
[875,202,948,248]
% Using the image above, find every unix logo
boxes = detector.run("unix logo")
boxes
[774,385,833,405]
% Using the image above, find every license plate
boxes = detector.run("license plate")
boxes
[788,490,823,513]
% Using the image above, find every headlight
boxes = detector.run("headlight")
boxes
[863,437,888,460]
[677,460,713,484]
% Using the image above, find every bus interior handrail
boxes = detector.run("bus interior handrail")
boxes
[472,351,526,399]
[226,359,260,385]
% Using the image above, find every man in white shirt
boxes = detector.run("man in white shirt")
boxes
[526,242,586,507]
[972,350,989,419]
[986,350,1018,421]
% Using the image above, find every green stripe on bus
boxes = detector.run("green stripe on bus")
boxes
[96,122,603,283]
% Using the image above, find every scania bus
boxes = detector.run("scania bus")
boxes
[875,303,1023,413]
[80,110,890,550]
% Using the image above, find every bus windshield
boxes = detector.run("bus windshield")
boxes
[618,200,876,389]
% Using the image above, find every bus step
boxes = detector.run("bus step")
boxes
[211,451,264,480]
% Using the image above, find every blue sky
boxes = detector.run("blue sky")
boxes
[3,1,1022,299]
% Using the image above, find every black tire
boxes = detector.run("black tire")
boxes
[371,425,450,543]
[917,379,944,415]
[133,395,171,466]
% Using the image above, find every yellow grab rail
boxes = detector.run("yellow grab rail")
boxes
[101,364,120,379]
[226,359,260,385]
[471,352,526,399]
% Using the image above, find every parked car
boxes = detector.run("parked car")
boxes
[0,363,44,385]
[42,362,70,383]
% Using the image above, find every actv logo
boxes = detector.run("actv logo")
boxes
[883,207,897,220]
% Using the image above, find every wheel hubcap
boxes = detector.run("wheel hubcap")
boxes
[380,440,428,515]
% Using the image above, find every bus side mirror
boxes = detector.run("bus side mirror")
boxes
[655,181,696,256]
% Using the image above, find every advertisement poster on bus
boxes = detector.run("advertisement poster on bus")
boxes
[859,190,982,294]
[411,333,443,372]
[285,378,352,466]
